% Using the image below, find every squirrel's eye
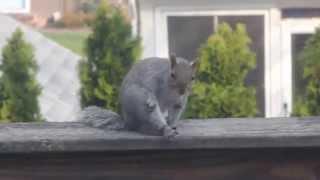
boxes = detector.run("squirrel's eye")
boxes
[192,76,195,80]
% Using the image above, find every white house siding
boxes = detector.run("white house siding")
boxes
[138,0,320,118]
[139,0,320,59]
[0,15,81,122]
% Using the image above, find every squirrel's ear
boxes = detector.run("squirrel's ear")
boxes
[170,54,177,69]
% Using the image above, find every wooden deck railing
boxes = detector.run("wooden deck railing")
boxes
[0,117,320,179]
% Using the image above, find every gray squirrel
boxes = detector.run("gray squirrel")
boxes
[78,55,197,139]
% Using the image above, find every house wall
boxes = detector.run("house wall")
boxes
[139,0,320,58]
[31,0,80,19]
[31,0,128,19]
[138,0,320,118]
[31,0,63,18]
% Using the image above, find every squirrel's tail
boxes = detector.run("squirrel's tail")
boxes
[77,106,126,131]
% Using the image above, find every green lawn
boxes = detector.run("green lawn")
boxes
[42,31,90,56]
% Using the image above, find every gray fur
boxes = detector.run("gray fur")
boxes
[78,106,124,130]
[79,56,196,139]
[120,57,195,138]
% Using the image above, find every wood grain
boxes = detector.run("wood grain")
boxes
[0,117,320,153]
[0,148,319,180]
[0,118,319,179]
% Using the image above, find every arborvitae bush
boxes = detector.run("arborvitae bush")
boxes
[185,23,258,118]
[79,0,141,112]
[0,29,42,122]
[293,28,320,117]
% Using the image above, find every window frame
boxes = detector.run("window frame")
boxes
[281,18,320,116]
[155,7,271,117]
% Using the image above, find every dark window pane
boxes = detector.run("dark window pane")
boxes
[282,8,320,19]
[167,16,214,61]
[218,16,265,116]
[292,34,313,101]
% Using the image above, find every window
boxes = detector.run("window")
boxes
[168,16,214,61]
[281,18,320,116]
[292,34,313,104]
[219,15,265,116]
[167,14,266,116]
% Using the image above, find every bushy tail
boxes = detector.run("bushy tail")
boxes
[77,106,126,131]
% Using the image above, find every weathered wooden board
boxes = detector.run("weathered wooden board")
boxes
[0,118,320,179]
[0,117,320,153]
[0,148,319,180]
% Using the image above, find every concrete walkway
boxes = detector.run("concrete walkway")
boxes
[0,15,81,122]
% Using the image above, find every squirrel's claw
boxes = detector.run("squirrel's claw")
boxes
[171,126,177,130]
[163,126,178,140]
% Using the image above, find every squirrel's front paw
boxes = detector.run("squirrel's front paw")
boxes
[163,126,178,140]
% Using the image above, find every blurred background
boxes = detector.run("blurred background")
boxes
[0,0,320,122]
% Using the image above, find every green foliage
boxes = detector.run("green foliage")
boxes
[0,29,42,122]
[79,0,141,112]
[293,28,320,117]
[185,23,258,118]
